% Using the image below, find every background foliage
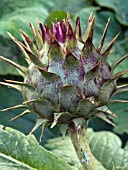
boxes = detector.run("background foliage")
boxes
[0,0,128,169]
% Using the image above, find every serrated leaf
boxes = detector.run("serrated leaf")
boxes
[95,0,128,26]
[88,130,128,170]
[0,125,73,170]
[45,128,128,170]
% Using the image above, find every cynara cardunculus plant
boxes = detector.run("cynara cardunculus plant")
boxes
[0,12,128,170]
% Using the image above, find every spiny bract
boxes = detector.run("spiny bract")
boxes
[0,13,128,141]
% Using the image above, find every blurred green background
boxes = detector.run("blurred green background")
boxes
[0,0,128,146]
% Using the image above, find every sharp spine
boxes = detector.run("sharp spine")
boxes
[101,33,119,57]
[111,54,128,72]
[98,18,110,52]
[85,16,95,42]
[0,56,27,76]
[10,109,30,121]
[0,82,22,91]
[7,32,31,63]
[39,122,49,143]
[117,84,128,89]
[112,88,128,97]
[0,105,28,112]
[109,100,128,103]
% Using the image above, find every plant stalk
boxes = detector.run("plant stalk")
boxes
[69,123,99,170]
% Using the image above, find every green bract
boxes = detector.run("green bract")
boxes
[0,13,128,140]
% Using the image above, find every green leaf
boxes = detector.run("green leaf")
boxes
[0,163,30,170]
[0,0,49,40]
[95,0,128,26]
[0,125,73,170]
[88,130,128,170]
[45,129,128,170]
[112,163,128,170]
[49,0,92,14]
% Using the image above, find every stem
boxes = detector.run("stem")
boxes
[69,123,98,170]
